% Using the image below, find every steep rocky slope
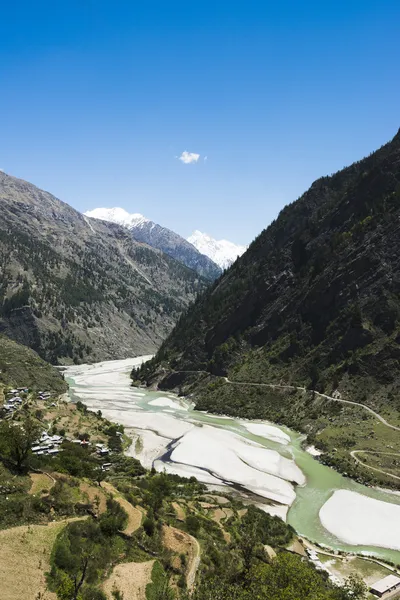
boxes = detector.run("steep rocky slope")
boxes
[134,130,400,486]
[85,207,222,280]
[0,173,207,363]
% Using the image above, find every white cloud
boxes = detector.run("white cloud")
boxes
[178,151,200,164]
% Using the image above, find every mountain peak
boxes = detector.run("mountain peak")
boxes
[188,230,247,270]
[85,207,149,229]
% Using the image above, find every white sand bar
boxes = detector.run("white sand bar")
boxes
[241,422,290,445]
[170,425,303,505]
[306,445,322,457]
[125,428,171,469]
[319,490,400,551]
[148,397,188,410]
[129,412,193,439]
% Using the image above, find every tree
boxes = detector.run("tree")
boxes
[343,574,368,599]
[53,522,97,600]
[0,417,41,472]
[186,515,200,537]
[94,466,105,487]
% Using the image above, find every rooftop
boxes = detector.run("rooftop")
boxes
[370,575,400,594]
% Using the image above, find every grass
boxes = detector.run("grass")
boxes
[316,410,400,485]
[317,553,393,587]
[146,561,169,600]
[0,520,79,600]
[28,473,54,496]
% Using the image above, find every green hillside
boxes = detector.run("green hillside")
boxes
[0,335,67,394]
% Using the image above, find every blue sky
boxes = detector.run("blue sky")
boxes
[0,1,399,246]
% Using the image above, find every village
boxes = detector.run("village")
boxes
[0,385,114,470]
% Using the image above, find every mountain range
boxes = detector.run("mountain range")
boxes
[134,129,400,487]
[0,172,207,364]
[85,207,222,279]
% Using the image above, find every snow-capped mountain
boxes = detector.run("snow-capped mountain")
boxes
[85,207,149,229]
[187,230,247,270]
[84,208,222,280]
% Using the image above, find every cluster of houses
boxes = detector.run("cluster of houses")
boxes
[2,388,28,415]
[370,574,400,598]
[306,548,340,586]
[96,443,110,457]
[31,431,64,456]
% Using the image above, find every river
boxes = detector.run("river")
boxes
[65,356,400,565]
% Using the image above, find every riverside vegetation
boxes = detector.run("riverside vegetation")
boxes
[134,129,400,490]
[0,340,367,600]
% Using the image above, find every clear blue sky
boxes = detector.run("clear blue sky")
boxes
[1,1,399,246]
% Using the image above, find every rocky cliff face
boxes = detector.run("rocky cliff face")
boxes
[0,172,207,363]
[136,129,400,412]
[85,207,222,280]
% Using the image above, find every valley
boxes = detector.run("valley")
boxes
[1,4,398,599]
[66,357,400,567]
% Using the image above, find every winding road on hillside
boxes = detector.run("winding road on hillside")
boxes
[222,377,400,431]
[171,370,400,431]
[350,451,400,482]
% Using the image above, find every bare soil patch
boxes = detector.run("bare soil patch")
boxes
[287,538,307,556]
[172,501,186,521]
[162,525,200,590]
[29,472,54,496]
[80,481,108,515]
[103,560,154,600]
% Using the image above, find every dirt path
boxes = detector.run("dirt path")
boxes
[162,525,200,591]
[224,378,400,431]
[102,482,144,534]
[103,560,154,600]
[173,370,400,431]
[350,451,400,481]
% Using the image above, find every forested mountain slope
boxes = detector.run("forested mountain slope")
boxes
[135,130,400,485]
[0,172,206,364]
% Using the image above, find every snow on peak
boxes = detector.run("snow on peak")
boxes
[84,207,149,229]
[188,230,247,270]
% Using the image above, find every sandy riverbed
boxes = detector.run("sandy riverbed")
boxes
[319,490,400,551]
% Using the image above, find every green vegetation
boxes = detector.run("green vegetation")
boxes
[146,561,174,600]
[188,553,367,600]
[134,129,400,489]
[0,417,41,472]
[49,501,128,599]
[0,335,67,393]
